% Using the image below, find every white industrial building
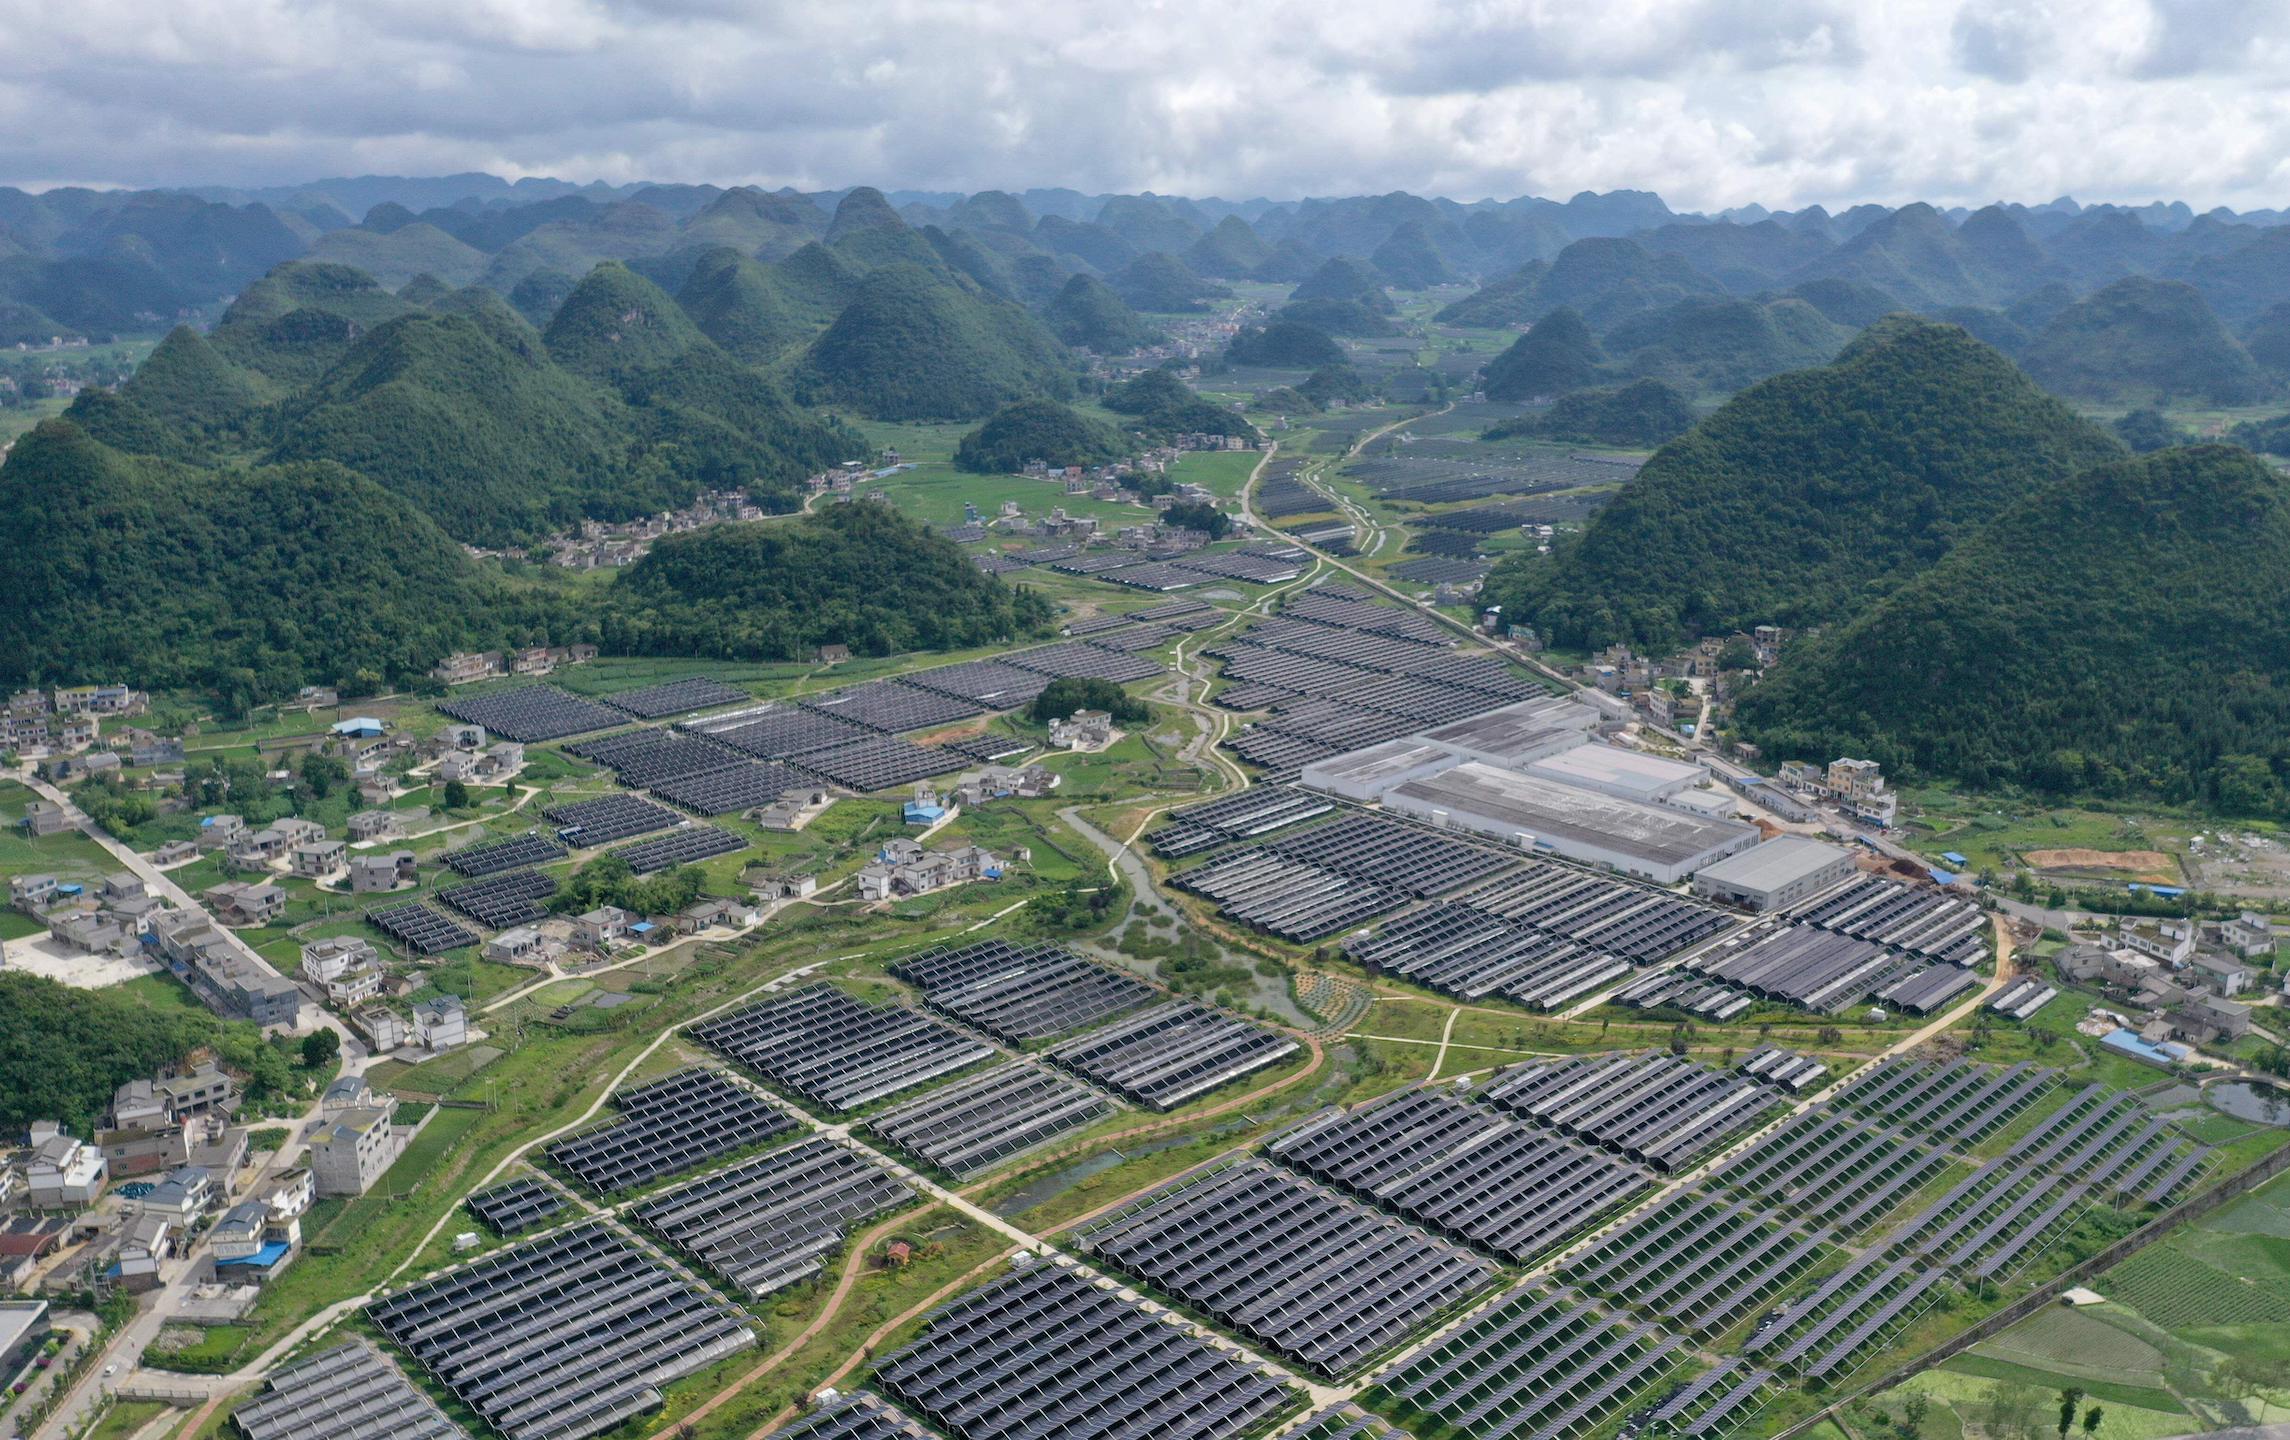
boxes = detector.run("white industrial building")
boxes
[1690,835,1859,912]
[1382,761,1762,884]
[1416,695,1603,769]
[1523,743,1707,804]
[1299,738,1465,803]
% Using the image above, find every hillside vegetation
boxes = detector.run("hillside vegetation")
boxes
[1493,319,2124,647]
[2020,275,2271,405]
[954,399,1127,472]
[1736,447,2290,811]
[1485,380,1694,447]
[602,503,1053,659]
[795,263,1075,420]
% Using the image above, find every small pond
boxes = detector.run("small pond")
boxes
[2207,1079,2290,1126]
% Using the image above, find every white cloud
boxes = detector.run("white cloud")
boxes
[0,0,2284,210]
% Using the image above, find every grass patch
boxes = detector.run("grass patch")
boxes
[1939,1354,2183,1413]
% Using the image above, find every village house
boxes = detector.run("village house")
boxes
[411,995,467,1051]
[113,1213,176,1291]
[20,799,69,837]
[484,926,551,964]
[2162,992,2253,1046]
[26,1130,106,1208]
[1049,709,1116,750]
[574,906,633,950]
[150,839,197,865]
[952,763,1057,805]
[147,908,303,1026]
[203,881,287,927]
[290,840,348,879]
[309,1101,409,1197]
[348,850,417,894]
[302,936,384,1006]
[349,1005,408,1053]
[347,809,399,842]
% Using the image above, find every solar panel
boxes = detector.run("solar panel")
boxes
[692,982,995,1112]
[441,832,568,877]
[609,825,747,873]
[1047,1000,1297,1110]
[438,685,624,743]
[368,902,477,955]
[872,1261,1289,1440]
[565,728,742,786]
[367,1222,754,1440]
[1075,1159,1496,1377]
[634,1137,912,1296]
[793,735,954,792]
[466,1179,565,1236]
[648,761,804,815]
[234,1340,468,1440]
[546,1067,796,1194]
[901,660,1053,708]
[602,677,749,719]
[866,1062,1111,1177]
[438,868,557,928]
[800,681,984,733]
[543,793,682,846]
[890,939,1157,1043]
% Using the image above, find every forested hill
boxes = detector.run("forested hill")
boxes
[0,421,537,703]
[601,503,1054,660]
[1491,318,2123,648]
[1733,446,2290,812]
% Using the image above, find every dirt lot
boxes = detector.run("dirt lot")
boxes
[2024,848,2179,881]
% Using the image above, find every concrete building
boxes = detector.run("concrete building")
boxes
[1691,836,1859,912]
[411,995,466,1051]
[301,936,384,1006]
[1300,738,1465,803]
[134,1164,217,1224]
[1382,761,1762,885]
[348,850,417,894]
[1415,694,1602,769]
[26,1133,105,1208]
[1522,743,1708,804]
[309,1103,408,1197]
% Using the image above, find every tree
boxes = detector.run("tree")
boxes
[1160,500,1230,540]
[1716,637,1758,671]
[2058,1388,2085,1440]
[1029,676,1148,726]
[300,1029,339,1067]
[441,779,470,810]
[2081,1407,2102,1437]
[299,751,349,799]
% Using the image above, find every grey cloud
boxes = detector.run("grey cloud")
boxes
[1950,1,2053,81]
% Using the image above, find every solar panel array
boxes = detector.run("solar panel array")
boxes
[466,1179,565,1236]
[1290,1405,1412,1440]
[1137,600,1223,630]
[801,681,983,733]
[544,793,682,845]
[1152,787,1334,858]
[603,677,749,719]
[866,1062,1112,1177]
[1047,1001,1298,1110]
[1833,1058,2053,1150]
[1713,1113,1948,1237]
[1460,863,1736,964]
[609,825,747,873]
[1613,971,1758,1023]
[1998,1082,2210,1208]
[1686,926,1903,1014]
[442,832,569,877]
[901,660,1053,708]
[545,1067,795,1195]
[693,983,995,1112]
[439,685,626,743]
[1175,849,1404,940]
[1374,1286,1684,1440]
[1796,877,1988,964]
[1348,904,1628,1012]
[633,1136,912,1296]
[367,1222,754,1440]
[1269,1090,1647,1262]
[648,760,803,814]
[1006,641,1165,682]
[567,728,740,787]
[1480,1054,1775,1171]
[233,1340,469,1440]
[369,901,478,955]
[1560,1192,1833,1336]
[1742,1248,1946,1382]
[1075,1158,1496,1377]
[439,868,558,928]
[873,1261,1291,1440]
[769,1395,935,1440]
[1388,557,1492,586]
[793,734,954,791]
[697,706,874,760]
[890,939,1158,1044]
[1170,550,1305,584]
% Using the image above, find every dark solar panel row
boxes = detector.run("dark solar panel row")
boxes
[565,728,742,787]
[2002,1083,2208,1205]
[367,1222,754,1440]
[545,1067,795,1195]
[1561,1191,1830,1336]
[1460,862,1735,964]
[1173,848,1406,941]
[543,793,682,846]
[1479,1054,1775,1172]
[465,1178,565,1236]
[1346,903,1626,1012]
[1713,1112,1948,1236]
[697,706,875,761]
[890,938,1158,1044]
[903,660,1054,708]
[609,825,747,874]
[1152,787,1334,857]
[442,831,568,877]
[232,1339,467,1440]
[768,1394,936,1440]
[800,680,985,733]
[1270,1089,1647,1262]
[1745,1250,1944,1381]
[866,1062,1111,1178]
[872,1261,1291,1440]
[602,676,748,719]
[1004,641,1165,683]
[438,684,625,743]
[1170,550,1305,584]
[1834,1058,2053,1150]
[1796,876,1988,964]
[369,901,478,955]
[1686,925,1904,1013]
[1047,1000,1297,1110]
[647,760,804,815]
[1074,1158,1496,1377]
[792,734,954,792]
[1375,1286,1683,1440]
[692,982,995,1113]
[633,1136,912,1296]
[1263,812,1515,899]
[438,868,557,929]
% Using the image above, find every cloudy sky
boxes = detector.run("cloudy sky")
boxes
[1,0,2285,210]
